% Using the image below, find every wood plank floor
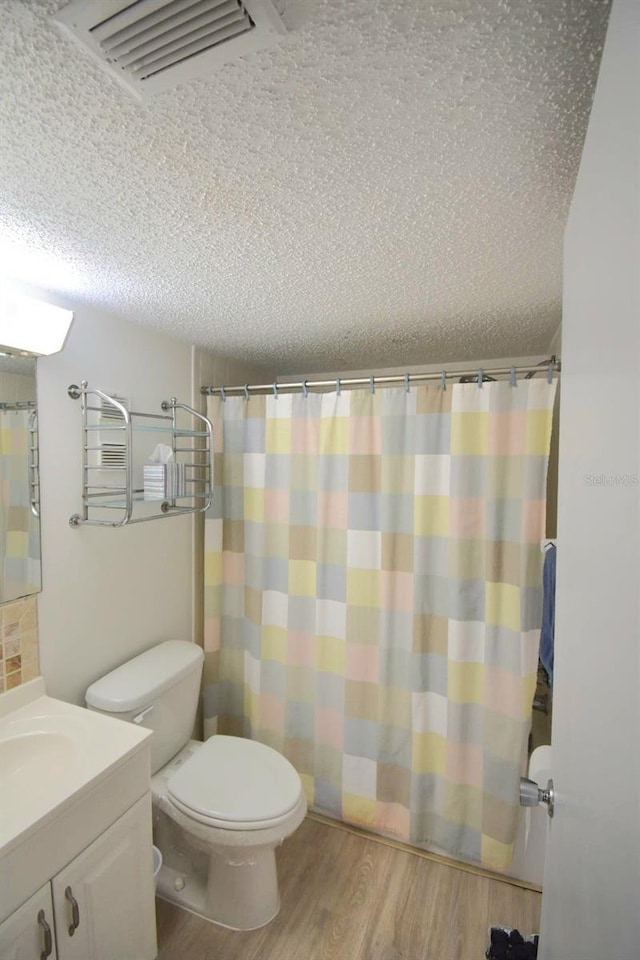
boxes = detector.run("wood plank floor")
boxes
[156,818,541,960]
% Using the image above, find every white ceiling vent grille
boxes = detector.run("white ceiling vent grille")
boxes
[54,0,286,100]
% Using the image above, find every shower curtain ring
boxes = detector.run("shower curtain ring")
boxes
[547,362,555,384]
[404,372,410,393]
[510,366,517,387]
[370,376,375,394]
[441,371,447,391]
[302,380,308,398]
[336,378,341,395]
[273,382,279,400]
[244,384,250,401]
[477,369,484,389]
[220,385,226,402]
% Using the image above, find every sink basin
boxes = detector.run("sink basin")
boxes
[0,718,86,797]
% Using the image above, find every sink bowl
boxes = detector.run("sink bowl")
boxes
[0,713,90,811]
[1,729,78,789]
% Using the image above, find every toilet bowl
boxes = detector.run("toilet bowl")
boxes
[85,641,306,930]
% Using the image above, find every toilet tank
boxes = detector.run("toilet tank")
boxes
[85,641,204,774]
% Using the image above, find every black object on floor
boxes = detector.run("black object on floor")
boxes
[485,926,539,960]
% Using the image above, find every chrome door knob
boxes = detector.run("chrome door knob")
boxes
[519,776,555,818]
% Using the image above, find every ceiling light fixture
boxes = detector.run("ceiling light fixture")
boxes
[0,287,74,357]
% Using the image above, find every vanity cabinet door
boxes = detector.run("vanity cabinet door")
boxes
[0,882,57,960]
[51,795,157,960]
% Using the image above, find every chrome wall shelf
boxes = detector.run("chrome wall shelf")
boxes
[68,381,213,528]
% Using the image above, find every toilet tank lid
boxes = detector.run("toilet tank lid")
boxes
[85,640,204,713]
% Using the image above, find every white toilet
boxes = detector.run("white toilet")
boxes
[85,641,306,930]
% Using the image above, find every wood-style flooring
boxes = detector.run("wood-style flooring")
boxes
[156,817,541,960]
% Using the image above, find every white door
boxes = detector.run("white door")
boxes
[0,883,57,960]
[51,796,157,960]
[539,0,640,957]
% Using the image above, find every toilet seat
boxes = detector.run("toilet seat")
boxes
[167,735,303,831]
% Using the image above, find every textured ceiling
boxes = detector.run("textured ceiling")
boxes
[0,0,610,373]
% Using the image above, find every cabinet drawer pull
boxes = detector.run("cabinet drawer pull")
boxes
[37,909,53,959]
[65,885,80,936]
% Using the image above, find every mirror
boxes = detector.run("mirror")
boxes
[0,354,41,603]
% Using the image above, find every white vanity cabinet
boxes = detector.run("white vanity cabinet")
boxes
[0,796,156,960]
[52,795,156,960]
[0,883,57,960]
[1,679,159,960]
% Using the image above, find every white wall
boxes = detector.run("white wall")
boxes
[540,0,640,955]
[36,300,194,705]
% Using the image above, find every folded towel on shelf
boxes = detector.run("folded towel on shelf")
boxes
[539,544,556,689]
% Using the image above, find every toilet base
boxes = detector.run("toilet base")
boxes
[156,862,280,931]
[152,796,298,930]
[206,842,280,929]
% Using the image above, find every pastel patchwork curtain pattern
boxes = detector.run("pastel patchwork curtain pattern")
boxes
[0,411,40,599]
[203,379,557,869]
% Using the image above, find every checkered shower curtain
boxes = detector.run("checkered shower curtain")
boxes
[203,379,556,869]
[0,410,40,601]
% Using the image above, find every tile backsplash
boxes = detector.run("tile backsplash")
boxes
[0,596,39,693]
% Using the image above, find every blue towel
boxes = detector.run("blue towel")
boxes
[539,544,556,689]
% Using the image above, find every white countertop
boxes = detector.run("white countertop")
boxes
[0,677,152,855]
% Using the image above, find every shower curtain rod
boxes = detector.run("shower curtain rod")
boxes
[201,358,561,396]
[0,400,37,410]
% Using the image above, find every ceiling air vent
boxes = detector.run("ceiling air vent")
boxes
[54,0,286,100]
